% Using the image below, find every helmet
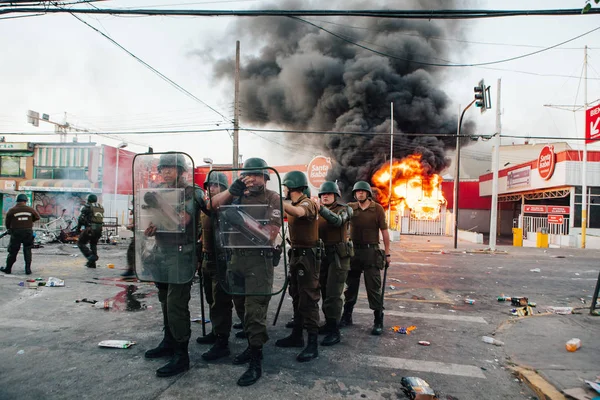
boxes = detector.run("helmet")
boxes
[302,187,311,198]
[352,181,372,197]
[283,171,308,189]
[16,194,28,203]
[87,194,98,203]
[158,153,188,172]
[241,157,270,181]
[204,171,229,190]
[318,181,340,197]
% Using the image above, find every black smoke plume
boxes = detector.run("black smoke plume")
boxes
[211,1,474,200]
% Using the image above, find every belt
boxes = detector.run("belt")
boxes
[291,248,315,257]
[231,249,273,257]
[354,243,379,249]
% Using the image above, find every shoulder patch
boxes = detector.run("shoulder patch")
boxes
[301,202,310,207]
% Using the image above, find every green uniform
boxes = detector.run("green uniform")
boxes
[345,201,387,311]
[154,182,203,344]
[318,201,352,323]
[77,202,104,265]
[4,203,40,273]
[225,188,281,347]
[287,194,321,334]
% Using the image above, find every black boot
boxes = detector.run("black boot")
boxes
[201,334,230,361]
[317,323,329,335]
[235,330,247,339]
[275,326,304,348]
[196,331,216,345]
[145,328,175,359]
[371,310,384,336]
[339,304,354,327]
[156,341,190,377]
[0,267,11,274]
[321,319,341,346]
[285,317,295,328]
[233,344,264,365]
[25,265,32,275]
[237,346,263,386]
[296,333,318,362]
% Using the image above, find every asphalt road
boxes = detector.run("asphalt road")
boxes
[0,238,597,400]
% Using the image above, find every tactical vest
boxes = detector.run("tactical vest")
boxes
[90,203,104,224]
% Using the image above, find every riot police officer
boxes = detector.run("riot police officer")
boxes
[209,157,282,387]
[316,181,353,346]
[142,153,205,378]
[76,194,104,269]
[0,194,40,275]
[341,181,391,335]
[276,171,321,362]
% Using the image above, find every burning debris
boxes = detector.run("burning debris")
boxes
[209,0,475,199]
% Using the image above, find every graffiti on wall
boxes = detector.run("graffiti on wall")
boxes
[33,192,94,220]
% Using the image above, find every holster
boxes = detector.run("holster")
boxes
[272,244,283,267]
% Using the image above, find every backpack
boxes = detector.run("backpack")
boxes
[90,203,104,224]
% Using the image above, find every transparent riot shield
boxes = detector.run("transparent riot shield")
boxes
[209,168,287,296]
[132,152,199,284]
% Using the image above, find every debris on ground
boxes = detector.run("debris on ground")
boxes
[411,295,426,300]
[566,338,582,352]
[511,306,535,317]
[98,340,136,349]
[482,336,504,346]
[401,376,436,400]
[46,277,65,287]
[418,341,431,346]
[546,306,573,315]
[392,325,417,335]
[75,298,98,304]
[530,268,541,273]
[511,297,529,306]
[464,298,475,305]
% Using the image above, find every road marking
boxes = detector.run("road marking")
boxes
[363,355,487,379]
[354,308,488,324]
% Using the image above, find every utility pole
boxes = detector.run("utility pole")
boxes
[233,40,240,171]
[582,45,588,248]
[489,79,502,251]
[388,102,394,228]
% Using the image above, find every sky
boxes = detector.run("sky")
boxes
[1,0,599,172]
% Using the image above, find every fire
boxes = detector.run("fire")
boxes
[372,154,446,220]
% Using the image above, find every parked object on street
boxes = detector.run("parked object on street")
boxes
[482,336,504,346]
[547,306,574,315]
[98,340,136,349]
[566,338,582,352]
[401,376,436,400]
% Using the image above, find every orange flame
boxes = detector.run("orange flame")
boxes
[372,154,446,220]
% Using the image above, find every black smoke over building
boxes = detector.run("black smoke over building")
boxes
[211,1,474,200]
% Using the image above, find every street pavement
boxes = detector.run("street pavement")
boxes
[0,236,598,400]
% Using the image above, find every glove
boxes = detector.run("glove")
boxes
[228,179,246,197]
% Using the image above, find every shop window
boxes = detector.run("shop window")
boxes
[0,156,25,177]
[34,167,87,180]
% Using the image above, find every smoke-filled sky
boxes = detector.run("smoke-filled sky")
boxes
[211,1,474,196]
[0,0,599,179]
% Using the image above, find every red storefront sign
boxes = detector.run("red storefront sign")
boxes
[537,145,556,180]
[547,206,570,214]
[586,104,600,144]
[548,215,564,224]
[524,205,547,213]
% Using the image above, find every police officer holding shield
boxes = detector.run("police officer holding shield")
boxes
[341,181,391,335]
[209,157,282,387]
[141,153,205,378]
[0,194,40,275]
[276,171,321,362]
[316,181,353,346]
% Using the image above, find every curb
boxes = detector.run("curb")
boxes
[509,366,567,400]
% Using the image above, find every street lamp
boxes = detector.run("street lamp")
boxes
[114,142,128,220]
[203,157,213,171]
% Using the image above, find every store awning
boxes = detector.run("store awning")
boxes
[18,179,101,193]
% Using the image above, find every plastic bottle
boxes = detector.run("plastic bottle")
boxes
[93,300,114,309]
[565,338,581,352]
[497,296,511,302]
[482,336,504,346]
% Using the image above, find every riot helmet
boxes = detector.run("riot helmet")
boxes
[352,181,373,198]
[204,171,229,190]
[158,153,188,173]
[87,194,98,203]
[16,194,28,203]
[318,181,341,198]
[241,157,270,181]
[283,171,308,190]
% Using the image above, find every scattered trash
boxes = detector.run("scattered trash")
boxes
[392,325,417,335]
[464,298,475,305]
[70,254,78,257]
[584,380,600,394]
[511,297,528,307]
[75,298,98,304]
[566,338,582,352]
[93,300,114,309]
[98,340,136,349]
[482,336,504,346]
[389,285,396,290]
[448,310,456,313]
[546,306,573,315]
[411,295,426,301]
[563,387,598,400]
[480,367,487,371]
[46,277,64,287]
[418,341,431,346]
[398,306,406,309]
[401,377,436,400]
[18,281,24,287]
[580,298,587,304]
[191,317,211,323]
[511,306,535,317]
[530,268,541,273]
[17,350,24,355]
[107,264,115,269]
[575,273,580,276]
[26,279,38,289]
[528,302,537,307]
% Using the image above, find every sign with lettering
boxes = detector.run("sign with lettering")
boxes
[307,156,332,188]
[586,104,600,143]
[548,215,564,224]
[524,205,547,214]
[507,166,531,189]
[547,206,570,214]
[0,142,29,151]
[537,145,555,180]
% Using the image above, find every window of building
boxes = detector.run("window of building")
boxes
[34,167,87,180]
[0,156,26,177]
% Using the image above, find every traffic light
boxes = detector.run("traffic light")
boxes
[474,79,491,114]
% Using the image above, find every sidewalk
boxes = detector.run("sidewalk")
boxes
[391,234,600,399]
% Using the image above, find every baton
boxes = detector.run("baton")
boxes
[380,261,390,322]
[198,266,206,336]
[273,278,289,326]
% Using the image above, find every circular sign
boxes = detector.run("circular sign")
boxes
[307,156,332,188]
[537,145,555,180]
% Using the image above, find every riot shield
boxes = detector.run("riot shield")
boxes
[132,152,199,284]
[209,168,287,296]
